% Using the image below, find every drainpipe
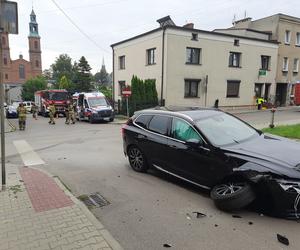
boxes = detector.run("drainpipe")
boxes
[205,75,208,107]
[112,47,115,108]
[160,27,166,106]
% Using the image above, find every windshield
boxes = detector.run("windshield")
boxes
[46,92,68,101]
[88,97,108,107]
[195,113,259,146]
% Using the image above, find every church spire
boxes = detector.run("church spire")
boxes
[29,9,40,38]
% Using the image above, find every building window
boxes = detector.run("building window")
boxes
[3,57,7,65]
[283,57,289,72]
[146,48,156,65]
[118,81,125,96]
[118,56,125,70]
[184,79,199,98]
[285,30,291,44]
[261,55,270,70]
[254,83,263,98]
[19,64,25,79]
[186,47,201,64]
[2,36,5,46]
[191,33,198,41]
[229,52,241,67]
[293,58,299,73]
[34,41,38,49]
[5,74,8,80]
[234,39,239,46]
[226,80,240,98]
[296,32,300,46]
[35,60,39,67]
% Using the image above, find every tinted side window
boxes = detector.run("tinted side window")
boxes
[171,118,202,142]
[148,115,170,135]
[135,115,153,129]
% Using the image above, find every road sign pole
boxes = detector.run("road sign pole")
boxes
[0,0,6,190]
[126,96,129,117]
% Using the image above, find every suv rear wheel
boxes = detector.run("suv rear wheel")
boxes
[128,146,148,172]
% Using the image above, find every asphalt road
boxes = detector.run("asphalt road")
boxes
[4,110,300,250]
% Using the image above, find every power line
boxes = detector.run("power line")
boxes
[49,0,110,54]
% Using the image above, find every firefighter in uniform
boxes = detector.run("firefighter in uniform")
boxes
[48,101,56,124]
[65,101,75,124]
[31,103,38,120]
[17,103,27,130]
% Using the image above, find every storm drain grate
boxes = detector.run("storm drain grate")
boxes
[79,193,110,208]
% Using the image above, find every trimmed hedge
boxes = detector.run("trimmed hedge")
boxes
[121,75,158,115]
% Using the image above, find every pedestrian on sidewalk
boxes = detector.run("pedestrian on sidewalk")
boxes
[31,103,38,120]
[17,103,27,130]
[48,101,56,125]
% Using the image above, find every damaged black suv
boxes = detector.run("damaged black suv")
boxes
[122,107,300,218]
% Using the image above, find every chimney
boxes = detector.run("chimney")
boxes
[156,15,176,27]
[183,23,194,29]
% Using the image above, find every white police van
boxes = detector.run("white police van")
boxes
[73,92,114,123]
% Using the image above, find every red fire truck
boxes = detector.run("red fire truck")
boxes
[34,89,69,116]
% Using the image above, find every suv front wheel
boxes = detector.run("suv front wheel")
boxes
[210,182,256,211]
[128,146,148,172]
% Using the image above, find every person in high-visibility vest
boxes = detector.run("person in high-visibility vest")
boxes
[256,97,265,110]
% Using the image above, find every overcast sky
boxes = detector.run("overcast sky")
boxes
[9,0,300,74]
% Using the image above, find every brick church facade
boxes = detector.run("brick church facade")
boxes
[1,9,42,93]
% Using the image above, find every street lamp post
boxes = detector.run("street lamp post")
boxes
[0,0,18,190]
[0,0,6,190]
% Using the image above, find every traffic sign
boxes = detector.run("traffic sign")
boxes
[122,90,132,97]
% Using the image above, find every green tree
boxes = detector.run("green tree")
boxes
[58,75,74,91]
[42,69,52,80]
[21,76,47,101]
[74,56,93,92]
[144,80,152,106]
[51,54,74,85]
[151,80,158,105]
[96,85,112,99]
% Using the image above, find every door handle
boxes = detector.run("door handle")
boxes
[137,134,147,139]
[169,145,177,149]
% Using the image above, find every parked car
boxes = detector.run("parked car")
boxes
[122,107,300,218]
[12,101,20,108]
[23,101,34,113]
[6,105,18,118]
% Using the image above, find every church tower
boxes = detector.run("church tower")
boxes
[28,9,42,76]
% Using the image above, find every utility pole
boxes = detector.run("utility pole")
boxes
[0,0,6,190]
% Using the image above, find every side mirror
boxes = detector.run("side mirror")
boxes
[186,138,203,148]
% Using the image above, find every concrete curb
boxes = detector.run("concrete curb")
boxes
[31,166,123,250]
[111,119,127,125]
[225,106,300,115]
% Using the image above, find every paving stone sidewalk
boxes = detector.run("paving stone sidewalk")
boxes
[0,164,123,250]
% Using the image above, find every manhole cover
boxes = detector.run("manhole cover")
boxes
[79,193,110,208]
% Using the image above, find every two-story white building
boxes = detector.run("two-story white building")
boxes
[111,16,278,108]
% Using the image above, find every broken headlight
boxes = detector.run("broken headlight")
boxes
[277,179,300,194]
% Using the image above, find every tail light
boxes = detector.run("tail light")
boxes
[122,118,132,138]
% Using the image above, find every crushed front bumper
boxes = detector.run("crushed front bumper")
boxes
[260,179,300,219]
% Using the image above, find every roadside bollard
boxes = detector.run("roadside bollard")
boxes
[269,108,276,128]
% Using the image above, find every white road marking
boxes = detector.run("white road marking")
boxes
[13,140,45,166]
